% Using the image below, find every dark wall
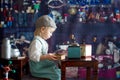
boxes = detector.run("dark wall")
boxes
[49,23,120,52]
[1,0,120,54]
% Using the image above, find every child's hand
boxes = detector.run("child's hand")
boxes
[55,49,67,56]
[45,53,59,60]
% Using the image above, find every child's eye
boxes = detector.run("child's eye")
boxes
[50,32,53,34]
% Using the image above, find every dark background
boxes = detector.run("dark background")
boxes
[0,0,120,54]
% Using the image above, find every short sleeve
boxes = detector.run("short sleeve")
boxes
[28,39,42,62]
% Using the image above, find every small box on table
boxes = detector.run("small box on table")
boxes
[80,44,92,58]
[68,46,81,58]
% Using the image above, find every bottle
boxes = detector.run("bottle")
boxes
[1,38,11,59]
[69,34,79,46]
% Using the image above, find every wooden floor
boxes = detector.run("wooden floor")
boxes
[22,75,118,80]
[22,75,82,80]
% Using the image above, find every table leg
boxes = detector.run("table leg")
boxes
[86,67,91,80]
[93,65,98,80]
[20,60,22,80]
[61,64,66,80]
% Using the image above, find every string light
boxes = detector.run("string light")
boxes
[67,0,111,6]
[47,0,66,8]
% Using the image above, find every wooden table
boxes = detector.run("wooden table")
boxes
[0,57,28,80]
[61,57,98,80]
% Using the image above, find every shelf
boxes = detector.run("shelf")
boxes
[0,27,35,33]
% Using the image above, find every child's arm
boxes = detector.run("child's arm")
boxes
[40,53,58,60]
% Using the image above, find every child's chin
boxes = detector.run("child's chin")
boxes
[46,37,51,40]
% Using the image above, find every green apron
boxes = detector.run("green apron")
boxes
[29,36,61,80]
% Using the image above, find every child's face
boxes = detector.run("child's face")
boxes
[40,27,56,40]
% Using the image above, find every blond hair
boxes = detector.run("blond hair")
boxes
[35,15,57,29]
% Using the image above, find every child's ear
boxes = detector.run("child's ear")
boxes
[41,27,46,31]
